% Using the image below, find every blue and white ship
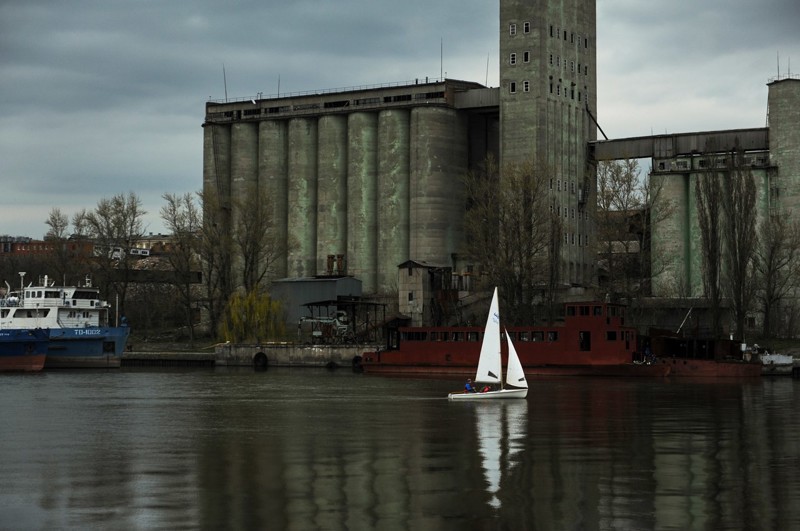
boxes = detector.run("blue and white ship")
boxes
[1,275,129,368]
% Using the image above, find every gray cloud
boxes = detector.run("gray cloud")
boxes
[0,0,797,237]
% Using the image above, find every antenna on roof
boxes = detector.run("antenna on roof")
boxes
[223,63,228,102]
[486,52,490,86]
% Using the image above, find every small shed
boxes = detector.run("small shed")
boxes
[271,276,362,327]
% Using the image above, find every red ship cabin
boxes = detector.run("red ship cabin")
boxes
[362,301,647,377]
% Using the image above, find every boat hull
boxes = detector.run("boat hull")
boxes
[0,329,48,372]
[655,357,762,377]
[448,388,528,400]
[363,362,670,378]
[45,326,130,368]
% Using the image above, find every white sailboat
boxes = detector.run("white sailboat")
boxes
[448,287,528,400]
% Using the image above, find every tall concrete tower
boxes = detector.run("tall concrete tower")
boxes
[499,0,598,288]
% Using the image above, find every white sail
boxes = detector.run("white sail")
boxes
[504,330,528,389]
[448,287,527,400]
[474,287,502,385]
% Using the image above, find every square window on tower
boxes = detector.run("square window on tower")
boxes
[524,21,530,33]
[510,53,517,65]
[509,23,517,36]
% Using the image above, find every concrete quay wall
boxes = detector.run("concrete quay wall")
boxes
[215,343,378,369]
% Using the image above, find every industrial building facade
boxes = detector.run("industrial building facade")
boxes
[203,0,598,300]
[202,0,800,327]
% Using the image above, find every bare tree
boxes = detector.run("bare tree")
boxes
[696,165,724,338]
[43,208,74,284]
[231,184,287,293]
[78,191,146,318]
[755,213,800,338]
[596,159,675,306]
[161,193,202,345]
[463,156,554,324]
[720,148,758,341]
[198,190,233,337]
[45,208,70,240]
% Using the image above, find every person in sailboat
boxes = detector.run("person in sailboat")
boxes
[465,379,477,393]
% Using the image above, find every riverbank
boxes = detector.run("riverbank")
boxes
[123,340,377,370]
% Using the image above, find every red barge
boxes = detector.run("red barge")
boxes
[362,301,670,378]
[647,329,762,377]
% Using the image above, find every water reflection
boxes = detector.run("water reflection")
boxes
[1,370,799,530]
[474,400,528,509]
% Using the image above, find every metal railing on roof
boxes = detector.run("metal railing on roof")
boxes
[207,77,446,104]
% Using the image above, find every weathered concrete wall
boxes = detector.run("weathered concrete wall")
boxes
[215,343,377,368]
[377,109,411,294]
[769,79,800,215]
[409,106,468,264]
[316,114,348,274]
[259,120,289,278]
[287,117,319,277]
[347,112,379,292]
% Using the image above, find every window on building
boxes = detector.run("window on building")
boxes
[509,23,517,36]
[564,30,567,40]
[523,80,530,92]
[549,54,553,65]
[524,21,530,33]
[509,82,516,94]
[571,61,575,72]
[510,53,517,65]
[523,51,530,63]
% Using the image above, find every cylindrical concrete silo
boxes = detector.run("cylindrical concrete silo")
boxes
[203,122,232,278]
[258,120,289,279]
[651,172,690,297]
[409,107,469,266]
[203,123,232,211]
[316,115,348,275]
[347,112,379,292]
[229,122,259,286]
[287,117,318,278]
[377,109,411,294]
[768,79,800,214]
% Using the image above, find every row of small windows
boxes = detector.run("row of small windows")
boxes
[508,21,591,50]
[551,204,590,223]
[508,51,531,65]
[550,54,589,76]
[508,21,532,36]
[507,51,590,79]
[550,25,590,49]
[549,79,587,102]
[506,78,587,102]
[564,232,588,247]
[508,81,531,93]
[403,330,561,342]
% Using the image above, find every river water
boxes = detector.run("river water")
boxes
[1,368,798,531]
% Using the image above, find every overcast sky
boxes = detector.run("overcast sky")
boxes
[2,0,798,239]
